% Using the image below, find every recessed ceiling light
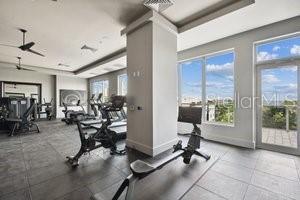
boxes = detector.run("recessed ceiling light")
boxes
[113,64,126,68]
[103,67,114,71]
[58,63,70,67]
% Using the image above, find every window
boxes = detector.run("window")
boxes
[179,60,202,106]
[118,74,128,96]
[205,52,234,124]
[256,36,300,62]
[91,80,109,101]
[179,50,235,125]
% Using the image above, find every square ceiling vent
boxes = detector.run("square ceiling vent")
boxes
[143,0,173,13]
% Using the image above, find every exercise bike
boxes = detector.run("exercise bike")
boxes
[66,95,127,167]
[92,106,210,200]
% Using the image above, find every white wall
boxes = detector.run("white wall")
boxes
[0,67,55,105]
[55,75,88,118]
[178,16,300,148]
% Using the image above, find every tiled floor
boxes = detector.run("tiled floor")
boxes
[0,120,299,200]
[262,128,297,148]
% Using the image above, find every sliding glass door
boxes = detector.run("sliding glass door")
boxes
[257,64,299,155]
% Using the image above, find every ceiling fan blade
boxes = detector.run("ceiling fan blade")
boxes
[19,42,35,51]
[26,48,45,57]
[0,43,18,48]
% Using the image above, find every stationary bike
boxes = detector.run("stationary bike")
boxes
[66,95,127,167]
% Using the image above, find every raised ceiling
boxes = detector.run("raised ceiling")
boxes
[0,0,227,74]
[0,0,299,78]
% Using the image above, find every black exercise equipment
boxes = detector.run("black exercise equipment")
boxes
[61,99,95,125]
[80,94,127,128]
[37,98,54,120]
[92,106,210,200]
[66,95,127,167]
[2,97,40,136]
[96,93,127,122]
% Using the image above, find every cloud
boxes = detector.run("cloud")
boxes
[263,74,280,84]
[226,75,234,81]
[257,51,278,62]
[182,61,193,66]
[290,45,300,55]
[185,82,201,87]
[280,66,297,72]
[206,81,233,90]
[274,84,297,93]
[272,46,280,52]
[206,62,233,74]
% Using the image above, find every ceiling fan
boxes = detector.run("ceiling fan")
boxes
[0,29,45,57]
[15,57,35,71]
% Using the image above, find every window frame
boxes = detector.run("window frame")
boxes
[178,58,204,106]
[91,79,109,101]
[178,48,236,126]
[117,74,128,96]
[254,32,300,66]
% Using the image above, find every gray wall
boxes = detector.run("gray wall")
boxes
[89,68,127,97]
[0,67,55,104]
[0,66,89,119]
[55,75,88,118]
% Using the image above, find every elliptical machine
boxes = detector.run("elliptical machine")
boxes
[66,95,127,167]
[61,99,95,125]
[37,98,54,120]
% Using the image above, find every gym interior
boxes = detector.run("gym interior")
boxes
[0,0,300,200]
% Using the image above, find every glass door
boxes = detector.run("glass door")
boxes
[257,65,299,155]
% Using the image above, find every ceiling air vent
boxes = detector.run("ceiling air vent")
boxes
[143,0,173,13]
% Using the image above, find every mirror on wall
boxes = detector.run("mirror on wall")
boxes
[2,82,41,103]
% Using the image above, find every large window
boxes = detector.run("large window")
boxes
[205,52,234,124]
[179,50,235,125]
[91,80,109,101]
[118,74,128,96]
[179,60,202,106]
[256,36,300,62]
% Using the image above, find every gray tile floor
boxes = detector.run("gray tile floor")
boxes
[0,120,299,200]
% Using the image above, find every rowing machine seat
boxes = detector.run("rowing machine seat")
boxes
[130,160,155,176]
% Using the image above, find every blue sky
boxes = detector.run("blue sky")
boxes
[181,36,300,102]
[181,52,234,100]
[257,36,300,61]
[262,67,297,103]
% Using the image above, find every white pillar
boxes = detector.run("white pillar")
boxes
[123,11,178,156]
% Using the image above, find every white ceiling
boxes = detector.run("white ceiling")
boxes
[178,0,300,51]
[0,0,147,71]
[0,0,299,78]
[0,0,228,74]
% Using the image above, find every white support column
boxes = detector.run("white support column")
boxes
[123,11,178,156]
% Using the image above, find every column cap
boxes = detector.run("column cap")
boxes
[121,10,178,36]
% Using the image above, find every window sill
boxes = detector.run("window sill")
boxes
[202,122,235,128]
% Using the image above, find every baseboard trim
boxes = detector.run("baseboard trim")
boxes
[126,138,179,156]
[153,138,179,156]
[126,139,153,156]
